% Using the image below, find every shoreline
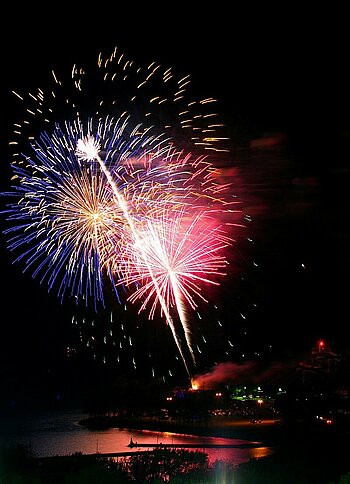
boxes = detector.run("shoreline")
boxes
[78,414,284,446]
[78,413,350,451]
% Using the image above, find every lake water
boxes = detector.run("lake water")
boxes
[0,408,273,467]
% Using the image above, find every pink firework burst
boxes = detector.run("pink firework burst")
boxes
[112,207,232,364]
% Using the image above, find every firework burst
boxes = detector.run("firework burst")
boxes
[113,207,232,365]
[3,117,186,306]
[2,46,243,378]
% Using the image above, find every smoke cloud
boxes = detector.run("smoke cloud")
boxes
[192,359,295,388]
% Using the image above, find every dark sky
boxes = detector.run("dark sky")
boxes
[1,9,350,394]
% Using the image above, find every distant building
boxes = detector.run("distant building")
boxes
[298,339,342,381]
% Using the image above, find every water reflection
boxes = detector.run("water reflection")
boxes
[0,409,274,467]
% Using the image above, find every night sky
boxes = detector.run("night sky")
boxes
[1,10,350,399]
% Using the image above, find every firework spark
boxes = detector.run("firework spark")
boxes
[9,46,230,167]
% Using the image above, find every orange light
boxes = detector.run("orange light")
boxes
[191,380,198,390]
